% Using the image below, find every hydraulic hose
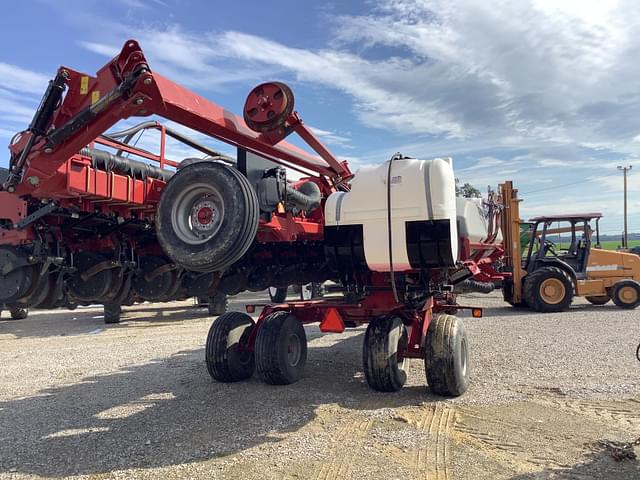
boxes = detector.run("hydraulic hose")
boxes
[454,279,495,294]
[80,147,174,182]
[286,181,321,213]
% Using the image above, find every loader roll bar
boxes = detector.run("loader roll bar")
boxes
[5,39,352,194]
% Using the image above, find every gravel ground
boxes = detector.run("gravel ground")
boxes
[0,291,639,479]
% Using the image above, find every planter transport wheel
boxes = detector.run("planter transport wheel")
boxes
[363,315,409,392]
[7,305,28,320]
[156,162,259,273]
[207,291,228,316]
[104,303,122,324]
[255,311,307,385]
[424,314,470,397]
[206,311,255,382]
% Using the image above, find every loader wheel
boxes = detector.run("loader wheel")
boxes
[206,311,255,382]
[268,287,288,303]
[424,314,469,397]
[156,162,259,273]
[207,292,228,316]
[255,311,307,385]
[522,266,573,313]
[585,295,610,305]
[103,303,121,324]
[9,306,28,320]
[611,280,640,310]
[363,315,409,392]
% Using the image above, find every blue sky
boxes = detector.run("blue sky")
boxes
[1,0,638,236]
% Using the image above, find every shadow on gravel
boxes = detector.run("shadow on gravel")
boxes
[0,332,441,477]
[0,305,213,339]
[509,449,640,479]
[480,302,623,319]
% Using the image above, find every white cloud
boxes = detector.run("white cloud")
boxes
[308,126,352,148]
[537,159,571,167]
[0,63,48,94]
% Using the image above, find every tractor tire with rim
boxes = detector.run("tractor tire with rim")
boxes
[585,295,610,305]
[610,280,640,309]
[156,162,259,273]
[207,292,228,316]
[255,311,307,385]
[206,311,255,382]
[103,303,121,324]
[268,287,288,303]
[362,315,409,392]
[424,313,470,397]
[522,266,573,313]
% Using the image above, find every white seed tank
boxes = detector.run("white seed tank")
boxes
[324,157,458,272]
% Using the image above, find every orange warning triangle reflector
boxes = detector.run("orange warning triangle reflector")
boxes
[319,307,345,333]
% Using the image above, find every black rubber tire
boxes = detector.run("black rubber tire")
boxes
[156,162,259,273]
[255,311,307,385]
[522,266,574,313]
[585,295,610,305]
[362,315,409,392]
[424,314,470,397]
[104,303,121,324]
[269,287,288,303]
[207,292,228,316]
[9,306,28,320]
[206,311,255,382]
[610,280,640,310]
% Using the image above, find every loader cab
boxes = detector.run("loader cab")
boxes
[523,213,602,280]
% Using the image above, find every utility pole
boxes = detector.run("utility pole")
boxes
[617,165,633,248]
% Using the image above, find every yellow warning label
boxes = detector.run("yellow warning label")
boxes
[91,91,100,105]
[80,76,89,95]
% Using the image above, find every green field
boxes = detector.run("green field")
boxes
[599,239,640,250]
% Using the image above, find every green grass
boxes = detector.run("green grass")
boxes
[599,239,640,250]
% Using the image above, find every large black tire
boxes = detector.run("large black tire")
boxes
[585,295,610,306]
[522,266,573,313]
[104,303,121,324]
[156,162,259,273]
[362,315,409,392]
[206,311,255,382]
[610,280,640,310]
[424,314,470,397]
[207,292,228,316]
[268,287,288,303]
[255,311,307,385]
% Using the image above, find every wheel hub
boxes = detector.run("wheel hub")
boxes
[191,200,216,232]
[620,286,638,303]
[287,333,302,367]
[171,184,225,245]
[540,278,565,304]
